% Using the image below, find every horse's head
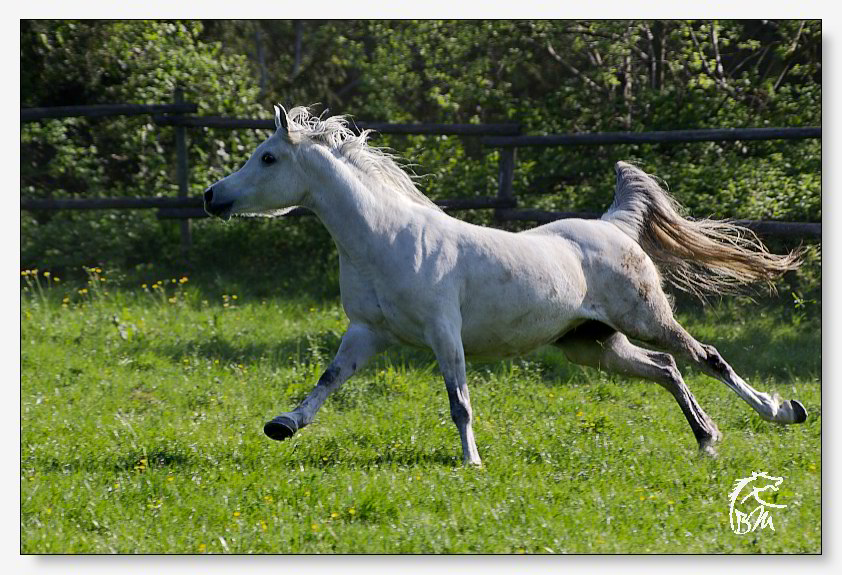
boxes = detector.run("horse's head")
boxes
[203,105,307,220]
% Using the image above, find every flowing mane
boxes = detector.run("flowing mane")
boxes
[284,106,443,212]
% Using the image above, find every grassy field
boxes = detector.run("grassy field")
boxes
[20,268,821,554]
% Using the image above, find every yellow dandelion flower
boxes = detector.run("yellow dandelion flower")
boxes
[263,495,273,503]
[45,508,52,514]
[348,507,356,515]
[576,411,584,417]
[167,475,174,482]
[639,495,645,501]
[179,277,188,284]
[304,490,310,497]
[43,271,50,277]
[198,543,206,553]
[260,520,268,532]
[53,277,60,282]
[233,511,241,517]
[668,500,675,505]
[331,512,339,519]
[232,295,238,300]
[311,523,319,531]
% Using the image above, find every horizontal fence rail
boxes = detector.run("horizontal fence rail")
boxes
[20,100,821,248]
[21,196,517,217]
[153,114,522,136]
[495,208,821,239]
[20,197,202,211]
[154,196,518,220]
[21,103,198,122]
[21,195,818,238]
[483,126,821,147]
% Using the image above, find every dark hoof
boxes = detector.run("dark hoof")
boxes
[264,415,298,441]
[790,400,808,424]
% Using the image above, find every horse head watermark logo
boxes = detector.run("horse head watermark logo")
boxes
[729,471,787,535]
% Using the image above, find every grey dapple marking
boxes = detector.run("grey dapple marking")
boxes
[204,106,806,466]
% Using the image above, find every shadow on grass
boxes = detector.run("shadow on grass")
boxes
[138,296,819,390]
[286,450,463,469]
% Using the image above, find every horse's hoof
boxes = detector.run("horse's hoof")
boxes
[790,400,808,424]
[264,415,298,441]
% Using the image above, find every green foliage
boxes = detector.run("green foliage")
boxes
[21,20,821,276]
[21,20,265,270]
[20,280,820,553]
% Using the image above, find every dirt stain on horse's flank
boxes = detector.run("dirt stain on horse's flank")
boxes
[620,248,646,273]
[617,247,653,303]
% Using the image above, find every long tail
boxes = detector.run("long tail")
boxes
[602,161,803,298]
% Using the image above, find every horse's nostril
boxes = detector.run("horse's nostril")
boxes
[203,187,214,204]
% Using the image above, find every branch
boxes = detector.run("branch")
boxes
[690,25,736,96]
[559,25,651,62]
[642,21,658,90]
[773,20,806,92]
[710,21,727,82]
[547,41,604,93]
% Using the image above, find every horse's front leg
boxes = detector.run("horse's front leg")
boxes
[427,320,482,467]
[264,324,386,441]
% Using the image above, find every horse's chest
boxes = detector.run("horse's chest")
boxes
[338,258,429,345]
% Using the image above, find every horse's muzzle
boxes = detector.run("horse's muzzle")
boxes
[203,187,234,220]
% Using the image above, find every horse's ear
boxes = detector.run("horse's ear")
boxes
[274,105,289,133]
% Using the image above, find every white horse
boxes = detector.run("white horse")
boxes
[204,106,806,466]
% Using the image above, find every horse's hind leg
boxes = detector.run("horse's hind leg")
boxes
[602,273,808,426]
[556,322,722,454]
[652,320,807,425]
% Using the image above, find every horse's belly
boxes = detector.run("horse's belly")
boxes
[459,249,586,358]
[460,305,580,359]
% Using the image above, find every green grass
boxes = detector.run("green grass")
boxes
[21,270,821,554]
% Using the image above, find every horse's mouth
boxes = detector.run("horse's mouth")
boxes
[204,200,235,221]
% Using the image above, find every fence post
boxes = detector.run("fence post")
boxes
[494,147,516,223]
[174,87,191,266]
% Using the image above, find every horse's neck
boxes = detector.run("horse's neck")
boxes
[304,152,420,265]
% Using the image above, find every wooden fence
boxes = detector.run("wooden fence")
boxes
[21,95,822,259]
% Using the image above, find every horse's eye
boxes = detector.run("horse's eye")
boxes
[261,153,276,165]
